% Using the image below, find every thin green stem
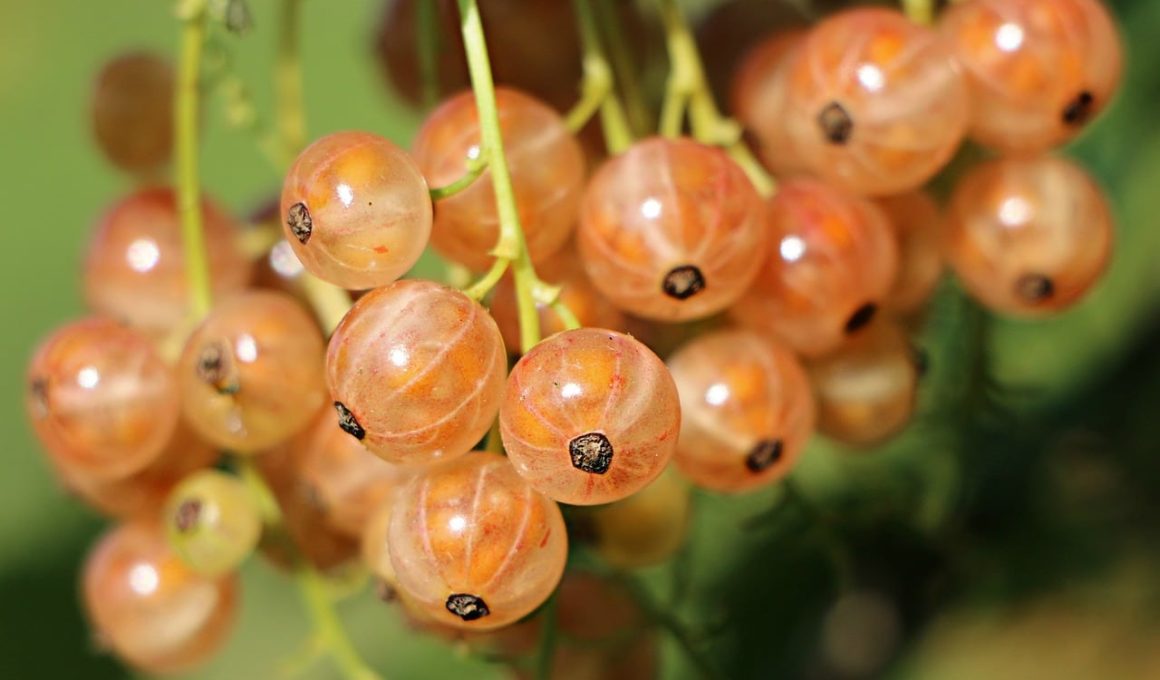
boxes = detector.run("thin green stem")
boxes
[571,0,633,154]
[592,0,650,138]
[534,594,560,680]
[901,0,934,25]
[654,0,775,196]
[462,257,510,302]
[550,300,581,332]
[456,0,541,354]
[416,0,440,108]
[297,566,383,680]
[276,0,306,163]
[429,154,488,200]
[176,9,212,318]
[564,84,607,133]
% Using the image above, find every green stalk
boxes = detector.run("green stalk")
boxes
[571,0,633,154]
[176,10,212,319]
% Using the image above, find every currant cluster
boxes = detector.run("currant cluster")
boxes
[24,0,1124,677]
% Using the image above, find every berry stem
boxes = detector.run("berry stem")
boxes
[428,153,488,200]
[592,0,651,138]
[456,0,542,353]
[654,0,775,197]
[901,0,934,25]
[415,0,441,109]
[175,4,213,319]
[462,257,509,302]
[296,565,383,680]
[571,0,633,154]
[534,593,559,680]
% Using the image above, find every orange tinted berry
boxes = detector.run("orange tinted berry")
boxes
[669,330,815,493]
[942,156,1113,316]
[500,328,680,505]
[280,131,432,290]
[91,52,174,174]
[82,520,238,674]
[326,280,507,465]
[732,30,810,178]
[178,291,327,452]
[84,189,251,335]
[578,137,767,321]
[939,0,1123,155]
[877,191,944,316]
[808,321,921,447]
[779,8,968,195]
[26,318,178,481]
[412,88,585,271]
[388,453,567,630]
[732,180,899,358]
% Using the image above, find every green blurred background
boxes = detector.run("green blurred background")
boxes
[2,1,1160,678]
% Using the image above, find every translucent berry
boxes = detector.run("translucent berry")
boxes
[500,328,680,505]
[779,8,968,195]
[731,30,810,178]
[327,280,506,464]
[388,452,568,630]
[939,0,1123,154]
[59,422,218,519]
[291,408,415,537]
[412,88,585,271]
[280,131,433,290]
[91,52,174,174]
[732,180,899,358]
[26,318,179,481]
[84,188,252,335]
[178,291,327,452]
[942,156,1113,316]
[587,466,691,569]
[82,520,238,674]
[808,321,921,447]
[489,246,628,352]
[164,470,261,578]
[668,330,815,493]
[578,137,767,321]
[361,499,400,597]
[877,192,944,316]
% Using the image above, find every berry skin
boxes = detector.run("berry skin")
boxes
[877,191,945,316]
[668,330,816,493]
[412,88,585,271]
[587,465,691,569]
[808,321,921,447]
[164,470,262,578]
[326,279,507,465]
[731,29,810,178]
[732,180,900,358]
[82,520,239,675]
[280,131,433,290]
[91,52,174,174]
[778,8,968,196]
[500,328,680,505]
[84,188,252,335]
[178,291,327,452]
[388,452,568,630]
[942,156,1113,316]
[489,245,628,352]
[578,137,767,321]
[939,0,1123,155]
[26,318,179,481]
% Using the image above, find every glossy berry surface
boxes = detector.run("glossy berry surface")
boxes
[732,180,899,358]
[877,191,944,316]
[942,156,1113,316]
[939,0,1123,155]
[91,52,174,174]
[412,88,585,271]
[280,131,433,290]
[489,246,628,352]
[732,30,810,178]
[82,520,239,674]
[165,470,262,578]
[84,188,252,335]
[779,8,968,195]
[808,321,921,447]
[388,452,568,630]
[587,465,691,569]
[668,330,816,493]
[500,328,680,505]
[578,137,767,321]
[178,291,327,452]
[27,318,179,481]
[327,279,507,465]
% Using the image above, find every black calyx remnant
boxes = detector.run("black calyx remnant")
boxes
[174,499,202,533]
[818,101,854,145]
[569,432,614,474]
[1062,91,1095,126]
[845,302,878,334]
[28,378,48,418]
[445,593,490,621]
[662,264,706,301]
[334,401,366,440]
[196,341,239,395]
[1015,274,1055,303]
[745,439,784,473]
[287,202,313,244]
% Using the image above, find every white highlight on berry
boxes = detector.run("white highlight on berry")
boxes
[388,346,409,368]
[780,235,806,263]
[560,382,582,399]
[77,366,100,389]
[128,562,160,596]
[856,63,885,92]
[995,23,1025,53]
[336,183,355,207]
[448,515,467,533]
[126,238,161,273]
[998,196,1033,227]
[705,382,730,406]
[640,197,663,220]
[235,334,258,363]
